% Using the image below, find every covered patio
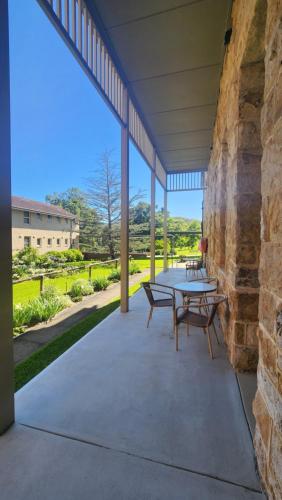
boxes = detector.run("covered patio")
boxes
[0,269,264,499]
[1,0,281,498]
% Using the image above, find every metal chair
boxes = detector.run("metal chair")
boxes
[142,282,175,330]
[185,259,204,280]
[174,294,227,358]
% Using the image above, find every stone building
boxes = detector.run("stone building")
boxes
[204,0,282,497]
[12,196,79,254]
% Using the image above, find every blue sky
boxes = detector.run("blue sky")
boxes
[8,0,202,220]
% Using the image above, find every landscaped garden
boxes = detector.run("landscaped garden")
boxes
[12,247,146,335]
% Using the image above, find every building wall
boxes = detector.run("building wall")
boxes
[203,1,282,497]
[12,209,79,254]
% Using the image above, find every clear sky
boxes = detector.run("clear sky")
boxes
[8,0,203,220]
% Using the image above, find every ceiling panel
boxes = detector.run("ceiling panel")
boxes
[157,130,212,150]
[107,0,228,81]
[147,105,217,135]
[91,0,231,172]
[131,65,220,114]
[167,159,209,172]
[163,146,210,162]
[93,0,196,29]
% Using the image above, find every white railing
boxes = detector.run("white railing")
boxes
[167,171,205,191]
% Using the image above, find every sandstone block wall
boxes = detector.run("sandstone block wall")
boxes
[203,0,282,497]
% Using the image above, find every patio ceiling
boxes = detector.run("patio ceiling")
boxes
[90,0,232,173]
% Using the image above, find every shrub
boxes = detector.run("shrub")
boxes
[40,285,59,300]
[62,249,83,262]
[129,262,141,275]
[68,279,93,299]
[92,277,109,291]
[13,292,71,332]
[16,247,40,266]
[108,268,121,282]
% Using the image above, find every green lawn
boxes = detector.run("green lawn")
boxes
[15,277,148,391]
[13,255,201,305]
[13,266,115,305]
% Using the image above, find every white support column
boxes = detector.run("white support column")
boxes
[120,88,129,312]
[163,189,168,272]
[0,0,14,433]
[150,153,156,282]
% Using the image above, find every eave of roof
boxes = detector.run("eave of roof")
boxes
[12,196,76,220]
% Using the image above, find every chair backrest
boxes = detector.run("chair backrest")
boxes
[188,294,227,326]
[206,295,227,326]
[142,282,155,306]
[142,281,174,306]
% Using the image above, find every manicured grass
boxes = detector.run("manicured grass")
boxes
[13,266,114,305]
[15,278,148,392]
[13,253,200,305]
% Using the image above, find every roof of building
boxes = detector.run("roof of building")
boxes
[12,196,76,220]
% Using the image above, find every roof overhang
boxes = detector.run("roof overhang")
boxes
[90,0,232,173]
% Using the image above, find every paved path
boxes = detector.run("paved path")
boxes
[0,268,265,499]
[14,270,149,365]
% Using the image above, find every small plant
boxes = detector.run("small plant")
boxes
[40,285,58,300]
[68,279,94,300]
[129,261,141,275]
[108,268,121,282]
[92,277,110,291]
[13,292,71,333]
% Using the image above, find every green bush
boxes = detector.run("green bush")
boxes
[108,268,121,282]
[16,247,40,266]
[44,249,83,265]
[62,249,83,262]
[68,279,94,299]
[13,291,71,332]
[92,277,110,291]
[129,262,141,275]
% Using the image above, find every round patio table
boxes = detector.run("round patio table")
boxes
[173,281,217,295]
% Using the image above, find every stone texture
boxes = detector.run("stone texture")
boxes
[204,0,282,497]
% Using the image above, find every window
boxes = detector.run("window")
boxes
[36,238,42,247]
[57,238,61,246]
[47,238,52,247]
[24,211,30,224]
[65,238,68,245]
[57,216,61,223]
[47,214,52,222]
[24,236,31,248]
[36,212,42,221]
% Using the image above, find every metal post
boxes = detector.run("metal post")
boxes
[120,88,129,312]
[163,189,168,272]
[150,155,156,281]
[0,0,14,434]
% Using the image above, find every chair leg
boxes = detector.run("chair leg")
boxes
[147,307,153,328]
[212,321,220,345]
[186,321,189,336]
[176,325,179,351]
[204,327,213,359]
[173,309,176,336]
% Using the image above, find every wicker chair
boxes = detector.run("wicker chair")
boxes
[185,259,204,280]
[174,294,227,358]
[142,282,175,330]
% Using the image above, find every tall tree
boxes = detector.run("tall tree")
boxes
[87,150,143,258]
[46,188,100,251]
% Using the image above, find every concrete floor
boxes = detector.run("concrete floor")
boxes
[0,269,265,499]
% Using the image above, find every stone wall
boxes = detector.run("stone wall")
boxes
[204,0,282,497]
[253,1,282,497]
